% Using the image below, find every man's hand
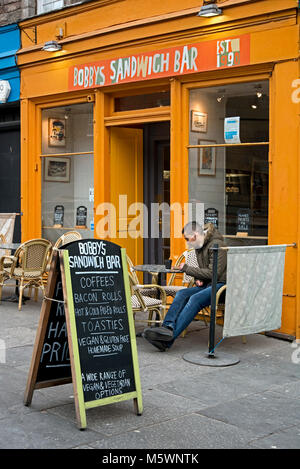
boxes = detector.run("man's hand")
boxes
[195,280,204,287]
[171,262,185,271]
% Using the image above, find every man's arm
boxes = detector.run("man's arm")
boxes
[181,247,227,281]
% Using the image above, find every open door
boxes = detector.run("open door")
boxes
[110,127,143,266]
[143,122,170,268]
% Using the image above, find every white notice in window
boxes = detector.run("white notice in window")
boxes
[224,117,240,144]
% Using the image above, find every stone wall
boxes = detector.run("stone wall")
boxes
[0,0,89,26]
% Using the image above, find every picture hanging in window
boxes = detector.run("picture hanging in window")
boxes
[191,110,207,133]
[44,157,70,183]
[198,140,216,176]
[48,117,66,147]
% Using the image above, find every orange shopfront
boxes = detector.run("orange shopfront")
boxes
[18,0,300,339]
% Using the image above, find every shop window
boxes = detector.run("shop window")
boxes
[37,0,63,14]
[114,91,170,112]
[188,81,269,244]
[41,102,94,243]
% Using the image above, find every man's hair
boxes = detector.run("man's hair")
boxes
[182,221,204,236]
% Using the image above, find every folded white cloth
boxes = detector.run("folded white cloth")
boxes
[223,245,286,338]
[0,213,16,258]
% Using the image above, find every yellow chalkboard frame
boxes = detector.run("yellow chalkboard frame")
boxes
[59,246,143,430]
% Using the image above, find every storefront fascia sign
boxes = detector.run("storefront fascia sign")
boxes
[0,80,11,103]
[69,34,250,91]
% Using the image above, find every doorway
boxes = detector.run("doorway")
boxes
[0,103,21,242]
[109,121,170,269]
[143,122,170,267]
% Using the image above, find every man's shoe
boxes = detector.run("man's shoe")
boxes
[144,326,174,342]
[143,334,167,352]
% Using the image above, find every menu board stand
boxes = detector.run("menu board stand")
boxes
[24,240,143,430]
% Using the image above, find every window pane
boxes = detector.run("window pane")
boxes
[41,103,94,243]
[114,91,170,112]
[189,81,269,243]
[37,0,63,14]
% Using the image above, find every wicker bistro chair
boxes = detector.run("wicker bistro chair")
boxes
[0,255,11,295]
[195,285,246,343]
[158,249,198,300]
[53,230,82,249]
[0,238,52,310]
[43,231,83,286]
[126,255,159,298]
[195,284,227,326]
[128,273,168,326]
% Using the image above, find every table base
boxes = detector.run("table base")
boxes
[182,349,240,367]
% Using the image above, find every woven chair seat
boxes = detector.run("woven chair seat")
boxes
[162,285,187,296]
[9,267,43,279]
[131,294,162,309]
[136,285,157,297]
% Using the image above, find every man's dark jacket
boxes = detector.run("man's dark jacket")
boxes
[182,223,227,283]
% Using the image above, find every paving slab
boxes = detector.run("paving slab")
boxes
[46,388,207,435]
[249,425,300,449]
[197,391,300,439]
[0,411,103,449]
[154,363,287,408]
[89,413,256,449]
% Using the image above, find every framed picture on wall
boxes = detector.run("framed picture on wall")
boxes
[48,117,66,147]
[198,140,216,176]
[44,157,70,183]
[191,111,208,133]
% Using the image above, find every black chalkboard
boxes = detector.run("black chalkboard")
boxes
[54,205,64,226]
[24,251,72,407]
[36,256,71,383]
[237,208,251,232]
[205,208,219,229]
[76,206,87,227]
[62,239,136,403]
[24,240,142,429]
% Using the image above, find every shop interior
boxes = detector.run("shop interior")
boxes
[41,102,94,243]
[189,80,269,242]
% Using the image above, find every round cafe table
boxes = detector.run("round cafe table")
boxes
[133,264,184,333]
[133,264,183,288]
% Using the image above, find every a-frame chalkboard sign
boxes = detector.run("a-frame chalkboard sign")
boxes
[24,239,143,430]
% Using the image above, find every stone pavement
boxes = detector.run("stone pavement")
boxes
[1,287,300,450]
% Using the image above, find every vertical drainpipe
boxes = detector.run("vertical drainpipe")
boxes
[296,11,300,341]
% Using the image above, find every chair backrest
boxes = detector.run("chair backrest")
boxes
[54,231,82,249]
[183,249,199,284]
[126,255,140,285]
[128,271,147,310]
[167,249,198,287]
[18,239,52,275]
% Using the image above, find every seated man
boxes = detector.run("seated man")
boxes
[143,221,227,351]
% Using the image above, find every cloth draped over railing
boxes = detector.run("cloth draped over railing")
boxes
[223,245,287,338]
[0,213,17,258]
